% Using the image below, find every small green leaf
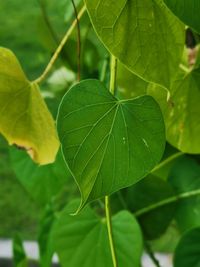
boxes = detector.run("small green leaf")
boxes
[125,175,176,239]
[57,79,165,211]
[148,68,200,154]
[52,200,143,267]
[174,227,200,267]
[0,47,59,164]
[164,0,200,34]
[13,234,28,267]
[10,148,71,206]
[85,0,184,88]
[168,156,200,232]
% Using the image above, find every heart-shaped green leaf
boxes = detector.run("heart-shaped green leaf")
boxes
[0,47,59,164]
[57,79,165,211]
[164,0,200,34]
[85,0,184,88]
[52,200,143,267]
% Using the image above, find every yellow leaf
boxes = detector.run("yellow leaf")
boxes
[0,47,59,164]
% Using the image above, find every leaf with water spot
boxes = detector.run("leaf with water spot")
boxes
[57,79,165,211]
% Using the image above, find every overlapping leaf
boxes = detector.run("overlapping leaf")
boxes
[57,79,165,211]
[0,47,59,164]
[85,0,184,88]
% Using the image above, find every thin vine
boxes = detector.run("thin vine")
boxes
[135,188,200,217]
[71,0,81,81]
[33,5,86,84]
[145,241,161,267]
[105,196,118,267]
[105,55,118,267]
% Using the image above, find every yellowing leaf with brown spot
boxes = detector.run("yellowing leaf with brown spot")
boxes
[0,47,59,164]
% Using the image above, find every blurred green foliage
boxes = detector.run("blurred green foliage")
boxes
[0,136,40,239]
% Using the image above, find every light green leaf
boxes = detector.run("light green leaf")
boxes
[10,148,70,206]
[116,63,148,99]
[174,227,200,267]
[164,0,200,34]
[57,79,165,211]
[168,156,200,232]
[85,0,184,88]
[52,200,143,267]
[0,47,59,164]
[148,68,200,154]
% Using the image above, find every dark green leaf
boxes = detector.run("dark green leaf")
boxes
[168,156,200,232]
[164,0,200,34]
[57,79,165,211]
[125,175,176,239]
[174,227,200,267]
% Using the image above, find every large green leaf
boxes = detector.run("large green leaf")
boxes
[174,227,200,267]
[52,200,143,267]
[116,63,149,100]
[0,47,59,164]
[10,148,70,206]
[85,0,184,88]
[57,79,165,211]
[164,0,200,34]
[168,156,200,232]
[148,68,200,154]
[124,175,176,239]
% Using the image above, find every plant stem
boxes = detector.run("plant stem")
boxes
[151,152,183,173]
[33,5,86,84]
[109,56,118,95]
[105,55,118,267]
[145,241,161,267]
[71,0,81,81]
[105,196,118,267]
[135,188,200,217]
